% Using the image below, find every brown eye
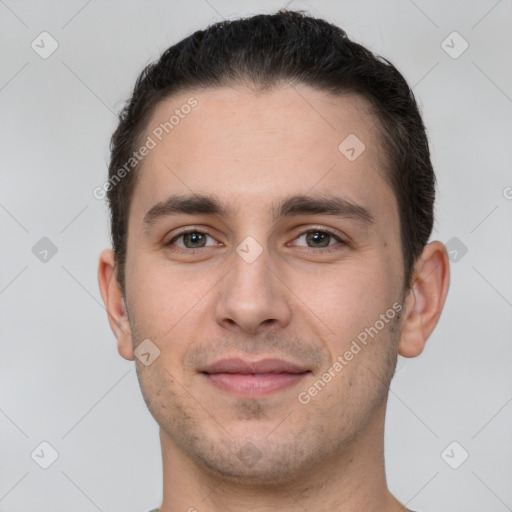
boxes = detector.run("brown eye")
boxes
[295,230,340,249]
[167,231,216,250]
[181,232,207,248]
[305,231,332,248]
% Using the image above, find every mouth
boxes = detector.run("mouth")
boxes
[199,358,311,397]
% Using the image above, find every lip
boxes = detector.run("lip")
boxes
[200,357,309,375]
[200,358,311,397]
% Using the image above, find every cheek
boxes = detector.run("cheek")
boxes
[125,253,220,361]
[125,255,185,340]
[289,261,400,352]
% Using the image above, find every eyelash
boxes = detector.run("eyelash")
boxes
[164,227,347,255]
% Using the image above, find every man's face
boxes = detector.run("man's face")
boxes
[123,85,406,482]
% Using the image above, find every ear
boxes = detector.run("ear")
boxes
[97,249,134,361]
[398,241,450,358]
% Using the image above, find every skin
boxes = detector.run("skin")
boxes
[98,84,450,512]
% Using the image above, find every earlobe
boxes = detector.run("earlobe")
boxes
[97,249,134,361]
[398,241,450,358]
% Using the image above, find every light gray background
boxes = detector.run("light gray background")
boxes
[1,1,511,511]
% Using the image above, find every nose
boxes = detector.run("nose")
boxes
[215,245,292,335]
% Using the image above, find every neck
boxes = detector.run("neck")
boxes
[156,405,407,512]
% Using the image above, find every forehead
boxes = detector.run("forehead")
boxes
[130,85,394,223]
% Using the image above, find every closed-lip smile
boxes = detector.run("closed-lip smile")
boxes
[200,357,311,397]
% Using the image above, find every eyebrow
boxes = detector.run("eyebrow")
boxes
[142,193,374,227]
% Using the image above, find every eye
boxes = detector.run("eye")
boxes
[292,229,345,251]
[166,230,218,251]
[164,228,345,255]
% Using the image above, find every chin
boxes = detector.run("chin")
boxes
[186,434,325,486]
